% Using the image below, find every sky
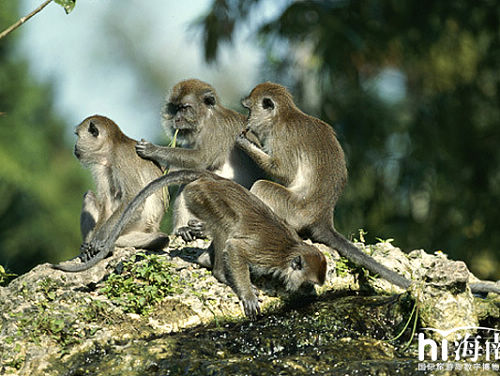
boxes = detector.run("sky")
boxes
[16,0,281,141]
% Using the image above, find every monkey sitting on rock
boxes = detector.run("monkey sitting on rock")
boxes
[135,79,263,241]
[236,82,500,295]
[236,82,411,289]
[52,115,169,272]
[58,169,327,319]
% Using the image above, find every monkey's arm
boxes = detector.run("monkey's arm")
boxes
[225,239,261,320]
[136,140,213,169]
[236,134,288,182]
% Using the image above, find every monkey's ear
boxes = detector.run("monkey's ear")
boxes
[241,97,250,109]
[88,121,99,137]
[291,255,303,270]
[203,93,216,106]
[262,97,275,110]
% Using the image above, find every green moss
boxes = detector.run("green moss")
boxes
[17,300,83,349]
[100,252,186,315]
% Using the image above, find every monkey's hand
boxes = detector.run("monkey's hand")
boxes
[187,219,206,237]
[236,132,252,148]
[241,294,261,320]
[136,139,158,160]
[237,130,263,150]
[176,219,206,242]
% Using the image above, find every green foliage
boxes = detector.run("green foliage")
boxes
[334,256,351,278]
[100,253,185,315]
[0,265,17,286]
[19,308,82,348]
[0,2,88,274]
[54,0,76,14]
[200,0,500,279]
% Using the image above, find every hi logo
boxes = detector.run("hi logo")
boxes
[417,327,500,372]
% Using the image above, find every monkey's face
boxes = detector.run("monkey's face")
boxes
[74,117,111,166]
[242,87,278,144]
[286,245,327,291]
[161,82,218,146]
[163,93,199,130]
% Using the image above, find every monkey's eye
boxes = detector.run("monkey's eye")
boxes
[166,102,177,115]
[203,95,216,106]
[262,97,275,110]
[88,122,99,137]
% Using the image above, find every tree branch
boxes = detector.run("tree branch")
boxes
[0,0,53,41]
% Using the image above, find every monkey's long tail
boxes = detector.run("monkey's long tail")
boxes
[469,282,500,295]
[52,169,213,272]
[316,228,500,295]
[106,169,212,247]
[315,228,412,289]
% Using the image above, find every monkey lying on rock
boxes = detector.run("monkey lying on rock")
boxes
[135,79,263,241]
[52,115,169,272]
[55,169,327,319]
[236,82,500,295]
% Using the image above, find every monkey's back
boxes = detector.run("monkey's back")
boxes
[111,135,166,232]
[277,110,347,212]
[183,177,300,263]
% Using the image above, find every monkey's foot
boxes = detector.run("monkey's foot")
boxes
[143,234,170,251]
[84,239,111,261]
[241,294,261,320]
[78,242,95,262]
[251,284,261,298]
[53,240,111,272]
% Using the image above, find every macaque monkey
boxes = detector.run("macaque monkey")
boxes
[236,82,412,289]
[52,115,169,272]
[235,82,500,295]
[135,79,262,241]
[55,169,327,319]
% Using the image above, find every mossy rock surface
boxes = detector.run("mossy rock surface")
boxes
[1,236,498,375]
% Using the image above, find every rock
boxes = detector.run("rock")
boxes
[0,237,498,375]
[407,250,478,341]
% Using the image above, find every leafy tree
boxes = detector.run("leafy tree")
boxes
[199,0,500,279]
[0,1,88,274]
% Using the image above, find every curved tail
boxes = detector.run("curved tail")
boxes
[52,169,214,272]
[314,228,500,295]
[470,282,500,295]
[313,227,411,289]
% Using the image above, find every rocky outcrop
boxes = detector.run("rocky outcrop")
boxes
[0,237,498,375]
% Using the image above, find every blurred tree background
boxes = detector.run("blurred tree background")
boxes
[1,0,499,280]
[199,0,500,279]
[0,2,88,275]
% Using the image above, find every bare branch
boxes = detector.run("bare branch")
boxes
[0,0,53,41]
